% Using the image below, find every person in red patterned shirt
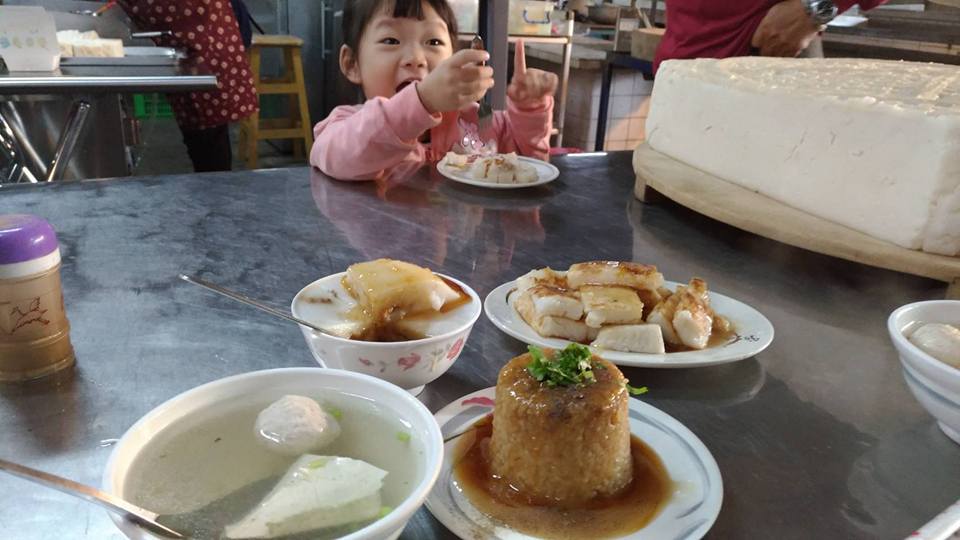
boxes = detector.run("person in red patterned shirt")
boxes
[118,0,260,172]
[654,0,886,71]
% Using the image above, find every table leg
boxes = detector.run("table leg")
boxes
[46,100,91,182]
[596,59,614,152]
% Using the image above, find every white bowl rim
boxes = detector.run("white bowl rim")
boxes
[102,367,444,540]
[290,271,482,348]
[887,300,960,381]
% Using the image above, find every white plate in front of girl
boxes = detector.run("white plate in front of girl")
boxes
[424,387,723,540]
[437,155,559,189]
[483,280,774,368]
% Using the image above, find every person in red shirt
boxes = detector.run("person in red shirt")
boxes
[118,0,260,172]
[654,0,886,70]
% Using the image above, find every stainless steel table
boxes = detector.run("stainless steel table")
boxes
[0,152,957,539]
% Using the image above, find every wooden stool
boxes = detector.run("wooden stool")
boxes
[238,34,314,169]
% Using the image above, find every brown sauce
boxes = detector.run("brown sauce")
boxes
[341,275,471,342]
[663,324,737,353]
[453,415,672,539]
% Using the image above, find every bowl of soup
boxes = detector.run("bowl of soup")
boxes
[291,261,482,394]
[888,300,960,444]
[103,367,444,540]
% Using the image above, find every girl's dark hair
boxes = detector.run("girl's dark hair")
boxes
[343,0,459,55]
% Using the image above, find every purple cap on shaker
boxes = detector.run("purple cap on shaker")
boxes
[0,214,60,265]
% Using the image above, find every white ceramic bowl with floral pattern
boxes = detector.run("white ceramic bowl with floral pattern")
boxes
[291,272,481,394]
[888,300,960,444]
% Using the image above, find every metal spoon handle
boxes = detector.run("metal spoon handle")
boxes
[0,458,183,539]
[178,274,331,335]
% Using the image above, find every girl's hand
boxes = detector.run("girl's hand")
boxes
[507,40,557,109]
[417,49,494,114]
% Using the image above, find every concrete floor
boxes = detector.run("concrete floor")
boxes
[133,118,307,176]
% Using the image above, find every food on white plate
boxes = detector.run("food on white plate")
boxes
[908,323,960,369]
[254,395,341,456]
[490,346,633,504]
[442,151,539,184]
[57,30,124,58]
[567,261,665,292]
[443,152,471,169]
[647,278,728,350]
[340,258,469,341]
[592,324,665,354]
[580,285,645,328]
[515,267,568,295]
[522,285,583,320]
[512,262,732,353]
[453,344,668,538]
[514,286,596,343]
[224,455,387,539]
[647,57,960,256]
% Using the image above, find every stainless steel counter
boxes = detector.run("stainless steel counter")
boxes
[0,64,217,95]
[0,152,957,539]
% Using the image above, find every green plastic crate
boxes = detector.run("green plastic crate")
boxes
[133,93,174,119]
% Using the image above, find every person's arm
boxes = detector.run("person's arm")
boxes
[495,40,557,160]
[498,97,553,161]
[837,0,886,11]
[751,0,821,57]
[753,0,887,57]
[309,83,440,181]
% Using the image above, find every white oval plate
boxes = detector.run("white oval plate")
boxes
[483,280,774,368]
[437,156,559,189]
[425,387,723,540]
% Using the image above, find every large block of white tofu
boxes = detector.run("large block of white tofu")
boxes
[646,57,960,256]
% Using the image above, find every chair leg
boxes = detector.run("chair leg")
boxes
[291,47,314,160]
[246,47,262,170]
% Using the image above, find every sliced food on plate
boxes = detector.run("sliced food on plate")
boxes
[442,151,539,185]
[513,261,732,354]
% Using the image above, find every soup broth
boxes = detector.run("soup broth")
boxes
[124,391,422,539]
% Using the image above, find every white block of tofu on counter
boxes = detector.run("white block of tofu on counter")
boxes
[646,57,960,256]
[57,29,124,58]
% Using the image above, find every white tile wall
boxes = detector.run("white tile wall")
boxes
[549,63,653,152]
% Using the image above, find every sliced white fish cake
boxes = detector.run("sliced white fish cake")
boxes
[909,323,960,368]
[515,268,568,296]
[592,324,665,353]
[567,261,664,292]
[443,151,471,170]
[515,289,591,343]
[673,307,713,350]
[648,309,680,346]
[224,455,386,539]
[580,286,644,328]
[526,285,583,320]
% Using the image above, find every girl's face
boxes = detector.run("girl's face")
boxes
[340,2,454,100]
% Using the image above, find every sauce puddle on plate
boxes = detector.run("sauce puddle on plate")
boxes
[453,415,672,539]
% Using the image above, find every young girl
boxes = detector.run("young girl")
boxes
[310,0,558,181]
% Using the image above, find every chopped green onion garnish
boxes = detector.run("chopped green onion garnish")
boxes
[526,344,598,387]
[378,506,393,518]
[626,383,648,396]
[306,457,330,469]
[327,407,343,420]
[396,431,411,443]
